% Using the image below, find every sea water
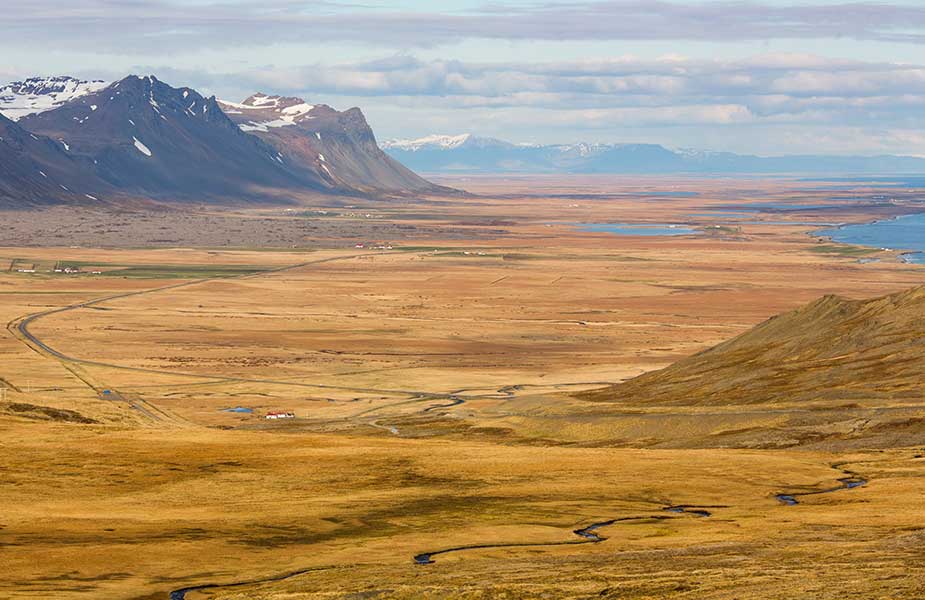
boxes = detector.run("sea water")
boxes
[815,213,925,264]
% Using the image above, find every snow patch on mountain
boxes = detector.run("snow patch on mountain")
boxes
[281,102,315,117]
[249,94,279,108]
[0,76,107,120]
[673,147,729,160]
[554,142,602,157]
[219,95,317,133]
[133,137,152,157]
[239,119,297,133]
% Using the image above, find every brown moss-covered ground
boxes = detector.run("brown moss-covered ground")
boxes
[1,176,924,599]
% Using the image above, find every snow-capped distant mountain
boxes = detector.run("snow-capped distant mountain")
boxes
[0,76,107,121]
[382,134,545,172]
[382,134,513,152]
[382,135,668,173]
[382,134,473,152]
[383,133,925,175]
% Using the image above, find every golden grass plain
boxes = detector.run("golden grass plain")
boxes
[1,176,924,599]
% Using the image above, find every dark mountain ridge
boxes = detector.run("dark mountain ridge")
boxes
[21,76,318,201]
[0,75,451,207]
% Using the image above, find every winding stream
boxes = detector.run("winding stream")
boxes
[423,396,465,413]
[412,508,714,565]
[415,467,867,566]
[167,468,868,596]
[169,566,332,600]
[413,515,673,565]
[663,505,714,517]
[776,472,867,506]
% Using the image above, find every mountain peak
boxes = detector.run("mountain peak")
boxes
[19,75,301,200]
[111,75,198,100]
[4,75,450,203]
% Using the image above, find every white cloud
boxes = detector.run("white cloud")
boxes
[77,52,923,154]
[3,1,925,52]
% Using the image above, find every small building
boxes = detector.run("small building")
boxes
[265,411,295,420]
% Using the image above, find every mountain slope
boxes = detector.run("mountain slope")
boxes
[583,286,925,407]
[218,94,451,195]
[0,76,107,121]
[20,76,322,201]
[0,113,108,207]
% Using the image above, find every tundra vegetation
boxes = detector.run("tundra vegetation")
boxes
[1,176,924,599]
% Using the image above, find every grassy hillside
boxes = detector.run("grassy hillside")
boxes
[583,286,925,407]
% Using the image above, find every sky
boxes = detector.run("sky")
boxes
[4,0,925,155]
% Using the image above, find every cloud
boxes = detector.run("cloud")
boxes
[199,54,925,115]
[45,52,925,132]
[77,52,914,156]
[5,0,925,156]
[3,1,925,51]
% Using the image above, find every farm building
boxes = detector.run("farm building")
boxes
[265,411,295,420]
